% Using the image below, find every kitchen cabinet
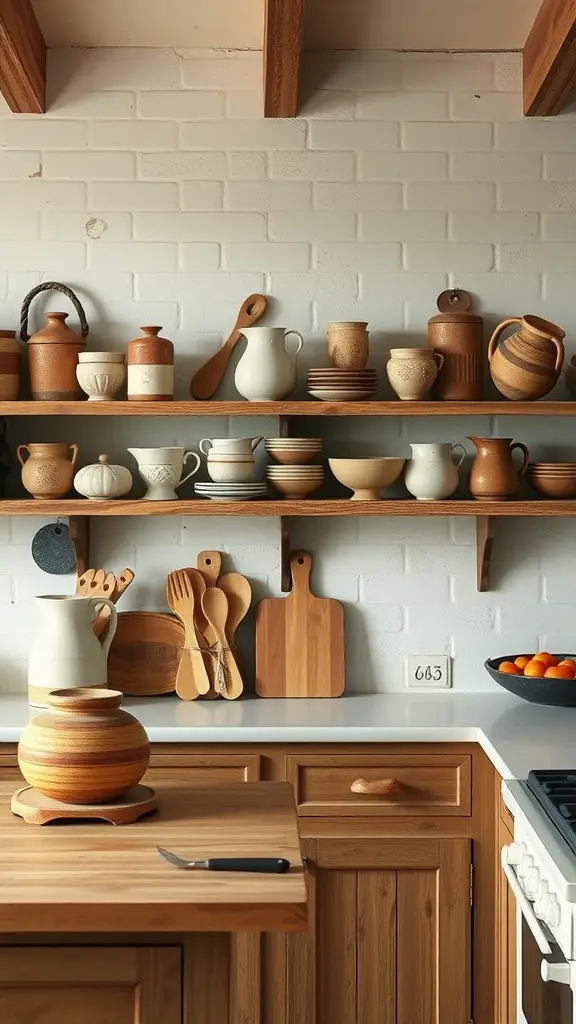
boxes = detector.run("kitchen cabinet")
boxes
[0,946,182,1023]
[498,799,517,1024]
[261,836,471,1024]
[0,739,494,1024]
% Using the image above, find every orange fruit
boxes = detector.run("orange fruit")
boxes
[545,665,576,679]
[558,659,576,668]
[514,655,531,670]
[498,661,521,675]
[523,659,548,677]
[534,652,558,668]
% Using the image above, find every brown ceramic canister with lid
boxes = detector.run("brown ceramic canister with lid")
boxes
[0,330,20,400]
[20,283,90,401]
[127,326,174,401]
[428,289,484,401]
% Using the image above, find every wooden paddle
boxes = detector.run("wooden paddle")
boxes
[190,294,267,399]
[255,550,345,698]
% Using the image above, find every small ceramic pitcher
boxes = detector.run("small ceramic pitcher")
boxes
[127,446,200,500]
[18,442,78,499]
[235,327,304,401]
[387,348,444,401]
[28,595,118,708]
[468,436,530,501]
[200,437,262,484]
[404,442,466,500]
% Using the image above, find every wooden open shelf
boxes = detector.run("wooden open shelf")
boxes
[2,498,576,517]
[1,400,576,417]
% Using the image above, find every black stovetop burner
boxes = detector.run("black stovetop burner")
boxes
[527,770,576,856]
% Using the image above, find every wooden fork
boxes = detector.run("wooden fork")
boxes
[166,570,210,700]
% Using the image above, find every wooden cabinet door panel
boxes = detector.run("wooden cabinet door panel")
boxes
[269,837,471,1024]
[0,947,181,1024]
[145,752,261,787]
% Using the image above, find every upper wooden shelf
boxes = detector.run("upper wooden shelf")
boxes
[2,499,576,517]
[1,400,576,417]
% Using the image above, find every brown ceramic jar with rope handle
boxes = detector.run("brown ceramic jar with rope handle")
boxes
[428,289,484,400]
[20,282,89,401]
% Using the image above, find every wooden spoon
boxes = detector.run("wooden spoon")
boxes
[217,572,251,644]
[201,587,244,700]
[166,570,210,700]
[195,551,223,698]
[190,295,267,399]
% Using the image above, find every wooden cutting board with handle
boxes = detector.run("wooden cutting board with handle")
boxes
[255,550,345,697]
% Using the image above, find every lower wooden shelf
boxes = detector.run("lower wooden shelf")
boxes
[1,498,576,516]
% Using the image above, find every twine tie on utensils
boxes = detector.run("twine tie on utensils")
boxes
[193,641,235,695]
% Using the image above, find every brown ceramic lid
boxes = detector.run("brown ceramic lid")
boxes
[428,289,482,324]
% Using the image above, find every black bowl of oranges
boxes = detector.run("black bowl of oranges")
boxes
[485,653,576,706]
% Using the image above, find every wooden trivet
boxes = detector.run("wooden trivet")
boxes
[11,785,157,826]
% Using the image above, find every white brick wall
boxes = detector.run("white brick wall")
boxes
[1,48,576,694]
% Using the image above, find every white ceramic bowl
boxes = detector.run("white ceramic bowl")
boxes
[76,363,126,401]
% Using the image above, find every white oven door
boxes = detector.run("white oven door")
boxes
[502,847,575,1024]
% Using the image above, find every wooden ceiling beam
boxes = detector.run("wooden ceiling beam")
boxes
[263,0,303,118]
[524,0,576,115]
[0,0,46,113]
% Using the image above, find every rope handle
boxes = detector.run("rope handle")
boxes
[20,282,90,342]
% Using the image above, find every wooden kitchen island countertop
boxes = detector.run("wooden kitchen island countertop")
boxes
[0,780,307,934]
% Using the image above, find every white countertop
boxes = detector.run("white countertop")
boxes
[2,691,576,780]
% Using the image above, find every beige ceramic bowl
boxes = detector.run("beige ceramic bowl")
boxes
[267,475,323,500]
[527,471,576,498]
[329,457,405,500]
[267,448,320,465]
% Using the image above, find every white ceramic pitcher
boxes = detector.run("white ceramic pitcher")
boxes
[128,446,201,500]
[404,442,466,500]
[234,327,304,401]
[28,595,118,707]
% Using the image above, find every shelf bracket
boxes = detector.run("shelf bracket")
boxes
[476,516,494,592]
[278,414,292,592]
[69,516,90,577]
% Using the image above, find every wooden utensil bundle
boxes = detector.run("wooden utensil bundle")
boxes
[166,551,251,701]
[76,568,135,638]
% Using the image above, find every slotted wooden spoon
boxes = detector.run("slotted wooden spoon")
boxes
[190,295,267,399]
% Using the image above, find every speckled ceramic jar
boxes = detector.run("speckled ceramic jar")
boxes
[386,348,444,401]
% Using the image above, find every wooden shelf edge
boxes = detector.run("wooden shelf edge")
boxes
[2,499,576,516]
[2,400,576,417]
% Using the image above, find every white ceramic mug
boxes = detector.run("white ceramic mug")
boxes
[206,453,256,483]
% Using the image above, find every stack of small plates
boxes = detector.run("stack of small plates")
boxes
[265,437,322,466]
[266,465,324,500]
[194,482,267,502]
[307,368,377,402]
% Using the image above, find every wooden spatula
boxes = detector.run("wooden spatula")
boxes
[201,587,244,700]
[195,552,223,698]
[94,568,135,639]
[166,570,210,700]
[190,295,267,400]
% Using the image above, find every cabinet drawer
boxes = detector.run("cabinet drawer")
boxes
[286,753,471,817]
[145,752,261,787]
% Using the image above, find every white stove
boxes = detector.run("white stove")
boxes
[503,779,576,1023]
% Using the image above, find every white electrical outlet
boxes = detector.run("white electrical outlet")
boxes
[405,656,452,689]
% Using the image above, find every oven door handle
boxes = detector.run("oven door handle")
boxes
[501,848,553,956]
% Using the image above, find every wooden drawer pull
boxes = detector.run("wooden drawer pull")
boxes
[350,778,402,796]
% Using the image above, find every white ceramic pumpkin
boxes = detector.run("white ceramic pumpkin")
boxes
[74,454,133,500]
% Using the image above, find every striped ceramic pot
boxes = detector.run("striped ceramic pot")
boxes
[488,314,565,401]
[18,688,150,804]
